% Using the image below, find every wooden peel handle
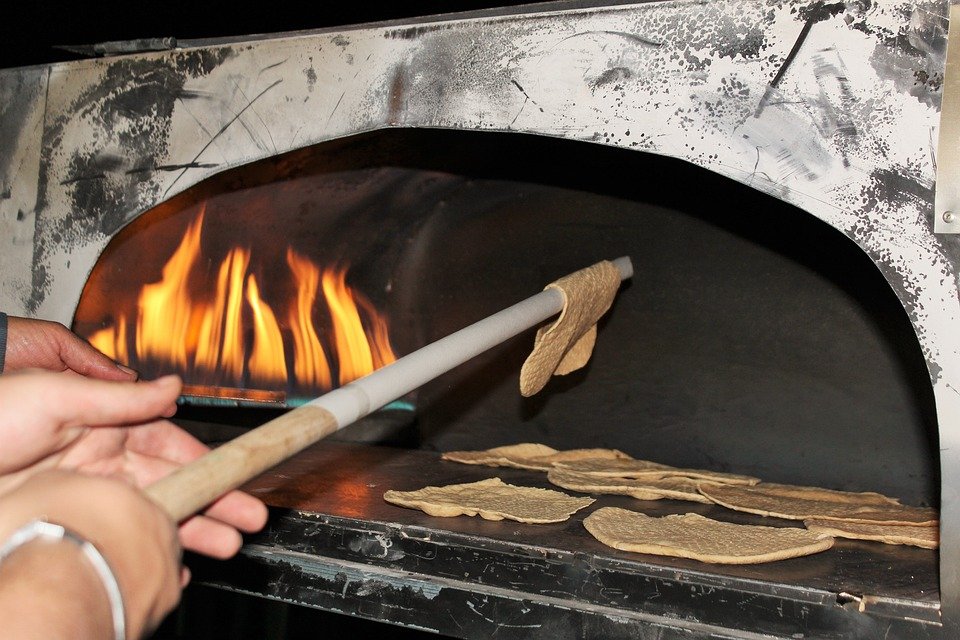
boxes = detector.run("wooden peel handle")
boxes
[146,405,337,522]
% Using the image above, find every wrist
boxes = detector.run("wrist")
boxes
[1,519,125,640]
[0,534,113,639]
[0,471,182,639]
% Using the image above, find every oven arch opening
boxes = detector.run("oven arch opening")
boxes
[71,127,939,509]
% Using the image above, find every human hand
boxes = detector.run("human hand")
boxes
[0,370,268,560]
[0,469,182,639]
[3,316,137,380]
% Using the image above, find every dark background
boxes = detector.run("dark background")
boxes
[0,2,544,69]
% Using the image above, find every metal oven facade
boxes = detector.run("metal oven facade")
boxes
[1,1,957,636]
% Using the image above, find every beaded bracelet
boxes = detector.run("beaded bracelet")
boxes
[0,519,125,640]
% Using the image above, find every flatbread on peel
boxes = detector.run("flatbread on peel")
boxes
[583,507,834,564]
[442,443,630,471]
[383,478,595,523]
[520,261,622,396]
[555,458,760,486]
[547,468,711,503]
[699,483,937,526]
[803,519,939,549]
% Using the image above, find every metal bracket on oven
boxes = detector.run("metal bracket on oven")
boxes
[936,3,960,233]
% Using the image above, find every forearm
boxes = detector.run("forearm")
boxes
[0,471,182,640]
[0,538,111,639]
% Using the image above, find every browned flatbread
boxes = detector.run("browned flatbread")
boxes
[441,443,630,471]
[547,468,711,503]
[583,507,834,564]
[383,478,595,523]
[803,519,939,549]
[555,458,760,486]
[699,483,937,526]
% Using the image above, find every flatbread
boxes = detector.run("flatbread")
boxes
[383,478,595,523]
[699,483,937,526]
[441,443,630,471]
[803,519,939,549]
[547,468,712,503]
[555,458,760,486]
[748,482,901,506]
[583,507,834,564]
[520,260,622,396]
[441,443,557,466]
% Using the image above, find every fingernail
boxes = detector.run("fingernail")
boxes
[155,374,182,386]
[162,403,178,417]
[116,364,139,379]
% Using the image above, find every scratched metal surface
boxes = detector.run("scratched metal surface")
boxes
[0,0,958,625]
[193,441,942,638]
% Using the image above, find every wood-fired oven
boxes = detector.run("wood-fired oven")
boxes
[1,1,958,637]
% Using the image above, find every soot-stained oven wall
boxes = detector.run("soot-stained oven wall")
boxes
[1,0,958,627]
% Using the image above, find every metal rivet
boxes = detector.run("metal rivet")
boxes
[944,211,956,224]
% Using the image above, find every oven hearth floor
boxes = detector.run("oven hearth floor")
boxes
[189,442,941,639]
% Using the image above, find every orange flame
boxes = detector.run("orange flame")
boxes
[287,249,333,390]
[83,213,397,393]
[246,274,287,387]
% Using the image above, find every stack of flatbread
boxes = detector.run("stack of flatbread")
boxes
[384,443,938,563]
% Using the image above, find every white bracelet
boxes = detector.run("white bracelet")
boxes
[0,519,126,640]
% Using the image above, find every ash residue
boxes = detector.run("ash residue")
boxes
[794,2,847,23]
[591,66,633,89]
[384,23,453,41]
[861,166,935,214]
[26,263,48,314]
[845,0,948,107]
[39,48,233,244]
[30,47,234,310]
[645,2,773,70]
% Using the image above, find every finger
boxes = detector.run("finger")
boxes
[119,454,251,558]
[126,422,268,531]
[4,317,137,380]
[123,451,268,533]
[0,371,179,475]
[202,491,269,533]
[177,515,244,559]
[125,418,211,463]
[48,374,183,429]
[49,323,139,381]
